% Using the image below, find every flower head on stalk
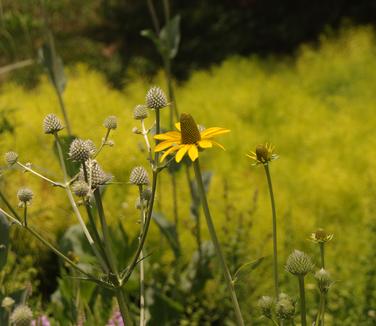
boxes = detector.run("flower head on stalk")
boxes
[154,113,230,162]
[309,228,334,243]
[247,143,278,166]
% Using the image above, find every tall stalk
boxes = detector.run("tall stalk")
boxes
[298,276,307,326]
[193,159,245,326]
[138,186,146,326]
[264,163,279,298]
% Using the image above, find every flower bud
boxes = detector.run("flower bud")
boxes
[103,116,117,130]
[286,250,315,276]
[275,293,295,320]
[72,181,90,197]
[4,151,18,166]
[142,188,152,201]
[310,228,334,243]
[10,304,33,326]
[315,268,332,294]
[1,296,15,309]
[69,139,91,162]
[129,166,149,186]
[145,86,168,109]
[132,127,141,134]
[258,296,274,318]
[17,188,33,205]
[133,104,148,120]
[43,113,64,134]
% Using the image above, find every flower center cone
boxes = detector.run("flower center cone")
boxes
[180,113,201,144]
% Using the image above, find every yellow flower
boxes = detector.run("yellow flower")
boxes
[154,113,230,162]
[309,229,334,243]
[247,143,278,166]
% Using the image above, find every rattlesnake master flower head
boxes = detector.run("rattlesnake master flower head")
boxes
[85,139,97,157]
[133,104,148,120]
[1,296,15,308]
[103,116,118,130]
[247,143,278,166]
[43,113,64,134]
[129,166,149,185]
[310,228,334,243]
[69,139,91,162]
[10,304,33,326]
[145,86,168,109]
[72,181,90,197]
[80,160,112,188]
[275,293,295,320]
[286,250,315,276]
[315,268,333,294]
[4,151,18,166]
[258,296,274,318]
[17,188,33,206]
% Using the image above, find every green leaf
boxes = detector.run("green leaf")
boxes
[53,135,80,178]
[0,211,10,272]
[152,212,180,258]
[233,257,265,283]
[38,32,67,94]
[159,15,181,59]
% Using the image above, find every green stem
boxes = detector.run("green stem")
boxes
[94,189,118,276]
[319,243,325,269]
[298,276,307,326]
[115,287,133,326]
[94,128,111,158]
[56,88,72,136]
[138,186,146,326]
[264,163,279,298]
[23,205,27,227]
[193,159,245,326]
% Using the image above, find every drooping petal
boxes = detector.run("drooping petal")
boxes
[201,128,230,138]
[198,140,213,148]
[154,131,181,140]
[155,140,176,152]
[211,141,225,150]
[175,145,190,163]
[160,145,181,162]
[188,145,199,161]
[175,122,181,131]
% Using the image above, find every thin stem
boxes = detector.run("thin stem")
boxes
[321,294,326,326]
[141,119,153,162]
[94,129,111,158]
[23,205,27,227]
[319,243,325,269]
[115,288,133,326]
[17,162,63,187]
[138,186,146,326]
[298,276,307,326]
[56,88,72,136]
[146,0,160,33]
[193,159,245,326]
[94,189,118,276]
[264,163,279,297]
[0,191,19,221]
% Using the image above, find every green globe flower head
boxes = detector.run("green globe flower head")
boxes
[258,296,274,318]
[275,293,295,320]
[286,250,315,276]
[315,268,333,294]
[145,86,168,109]
[10,305,33,326]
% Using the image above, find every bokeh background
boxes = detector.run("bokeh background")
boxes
[1,1,376,325]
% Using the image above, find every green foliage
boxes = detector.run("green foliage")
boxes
[1,26,376,324]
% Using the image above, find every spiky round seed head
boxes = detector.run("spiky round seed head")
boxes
[1,296,15,308]
[133,104,148,120]
[315,268,332,294]
[85,139,97,157]
[103,116,117,130]
[145,86,168,109]
[286,250,315,276]
[258,296,274,318]
[10,305,33,326]
[43,113,64,134]
[129,166,149,185]
[80,160,111,188]
[142,188,152,201]
[17,188,33,203]
[4,151,18,166]
[180,113,201,144]
[275,294,295,320]
[69,139,91,162]
[72,181,90,197]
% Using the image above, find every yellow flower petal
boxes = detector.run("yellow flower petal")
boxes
[154,131,181,140]
[175,122,181,131]
[160,145,180,162]
[211,141,225,150]
[188,145,199,161]
[175,145,190,163]
[198,140,213,148]
[155,140,176,152]
[201,128,230,138]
